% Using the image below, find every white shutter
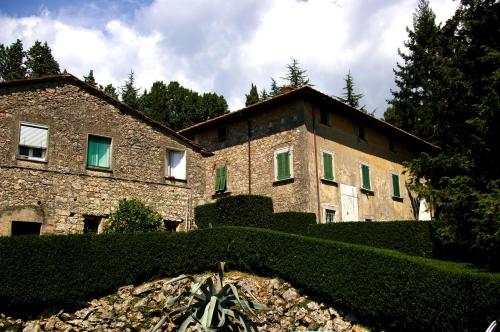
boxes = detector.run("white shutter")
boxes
[169,151,186,180]
[20,124,48,148]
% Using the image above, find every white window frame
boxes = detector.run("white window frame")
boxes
[166,149,187,181]
[390,171,401,198]
[18,122,49,162]
[360,162,372,191]
[320,149,335,181]
[323,206,337,224]
[273,146,294,181]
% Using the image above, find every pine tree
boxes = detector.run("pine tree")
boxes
[245,83,259,106]
[0,39,26,81]
[121,71,140,109]
[281,58,310,88]
[269,78,280,97]
[25,41,60,78]
[339,70,366,112]
[83,70,96,86]
[260,88,269,100]
[384,0,440,142]
[103,84,119,99]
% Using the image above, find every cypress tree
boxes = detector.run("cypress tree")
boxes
[339,70,366,112]
[245,83,259,106]
[83,69,96,86]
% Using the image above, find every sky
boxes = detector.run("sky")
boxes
[0,0,458,117]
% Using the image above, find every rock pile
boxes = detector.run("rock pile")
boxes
[0,272,370,332]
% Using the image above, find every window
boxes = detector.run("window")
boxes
[320,109,329,125]
[392,173,401,198]
[215,165,227,193]
[361,163,371,190]
[365,218,373,222]
[274,148,292,181]
[217,127,227,142]
[358,124,366,141]
[18,123,48,161]
[83,216,101,234]
[325,209,336,223]
[166,150,186,180]
[87,135,111,169]
[322,151,334,181]
[11,221,41,236]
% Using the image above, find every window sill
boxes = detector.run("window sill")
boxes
[392,196,403,202]
[16,156,47,164]
[86,166,113,173]
[360,188,374,196]
[212,191,231,199]
[273,178,294,186]
[320,178,338,186]
[165,178,187,184]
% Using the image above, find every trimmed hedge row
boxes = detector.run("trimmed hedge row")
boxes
[195,195,274,229]
[270,219,434,257]
[0,228,498,331]
[273,212,317,230]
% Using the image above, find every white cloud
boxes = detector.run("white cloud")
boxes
[0,0,458,115]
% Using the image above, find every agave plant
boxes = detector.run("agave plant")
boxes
[150,262,269,332]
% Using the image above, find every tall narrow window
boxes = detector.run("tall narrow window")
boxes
[361,164,371,190]
[358,124,366,141]
[87,135,111,169]
[215,165,227,193]
[166,150,186,180]
[18,123,48,161]
[392,173,401,198]
[275,149,292,181]
[322,152,334,181]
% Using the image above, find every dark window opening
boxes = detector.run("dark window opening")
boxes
[320,109,329,125]
[389,138,396,152]
[164,220,181,232]
[217,127,227,142]
[358,125,366,141]
[83,216,101,234]
[11,221,41,236]
[19,146,30,157]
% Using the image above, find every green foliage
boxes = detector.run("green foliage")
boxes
[271,219,433,257]
[153,262,268,332]
[281,58,310,88]
[272,212,316,231]
[0,228,498,331]
[139,80,228,130]
[0,39,26,81]
[386,0,500,268]
[83,69,96,86]
[25,41,60,78]
[104,198,162,233]
[121,70,140,109]
[245,83,259,106]
[195,195,274,229]
[338,70,366,112]
[101,83,119,99]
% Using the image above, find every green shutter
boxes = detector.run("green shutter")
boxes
[277,151,290,180]
[392,173,401,197]
[87,136,98,167]
[215,166,227,193]
[323,152,333,180]
[215,167,221,192]
[361,164,371,190]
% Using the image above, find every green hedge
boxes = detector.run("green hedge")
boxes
[195,195,274,229]
[0,228,498,331]
[273,212,316,231]
[269,220,433,257]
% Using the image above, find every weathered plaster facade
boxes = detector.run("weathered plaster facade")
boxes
[181,87,436,222]
[0,75,208,235]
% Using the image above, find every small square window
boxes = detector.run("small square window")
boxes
[18,123,48,161]
[325,209,336,223]
[358,124,366,141]
[166,150,187,180]
[11,221,41,236]
[83,216,101,234]
[87,135,111,169]
[217,127,227,142]
[320,109,329,125]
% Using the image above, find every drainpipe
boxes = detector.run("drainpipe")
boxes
[247,118,252,194]
[312,106,322,223]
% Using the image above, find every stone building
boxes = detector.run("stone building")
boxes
[0,74,210,236]
[0,75,436,236]
[180,86,437,223]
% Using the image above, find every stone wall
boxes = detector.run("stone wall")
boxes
[0,79,206,234]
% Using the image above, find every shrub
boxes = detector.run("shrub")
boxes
[0,227,498,331]
[270,220,433,257]
[105,198,163,233]
[272,212,316,232]
[195,195,274,229]
[194,202,218,229]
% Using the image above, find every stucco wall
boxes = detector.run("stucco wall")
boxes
[0,80,206,234]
